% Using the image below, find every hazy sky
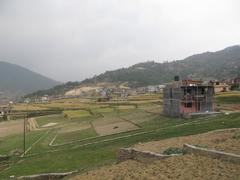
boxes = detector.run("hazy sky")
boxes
[0,0,240,82]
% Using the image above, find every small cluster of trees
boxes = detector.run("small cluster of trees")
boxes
[231,84,240,91]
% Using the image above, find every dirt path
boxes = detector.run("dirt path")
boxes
[27,118,39,131]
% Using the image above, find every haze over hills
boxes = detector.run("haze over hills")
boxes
[82,45,240,87]
[25,45,240,98]
[0,61,60,100]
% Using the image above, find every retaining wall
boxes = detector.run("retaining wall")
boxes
[183,144,240,164]
[17,171,77,180]
[117,148,179,163]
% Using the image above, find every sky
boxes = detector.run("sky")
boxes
[0,0,240,82]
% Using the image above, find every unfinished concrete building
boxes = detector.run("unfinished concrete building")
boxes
[163,79,214,117]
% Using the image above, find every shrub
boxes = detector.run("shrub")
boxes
[162,147,184,155]
[64,114,68,119]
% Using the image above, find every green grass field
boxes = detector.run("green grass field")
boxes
[215,91,240,104]
[63,110,91,119]
[0,130,47,155]
[54,128,97,144]
[35,114,66,127]
[0,93,240,178]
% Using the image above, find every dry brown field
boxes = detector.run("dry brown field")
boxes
[71,128,240,180]
[92,116,139,136]
[0,120,23,138]
[71,154,240,180]
[134,128,240,155]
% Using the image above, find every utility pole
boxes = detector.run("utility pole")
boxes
[23,116,26,155]
[23,100,29,156]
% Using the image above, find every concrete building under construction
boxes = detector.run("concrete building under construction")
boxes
[163,78,215,117]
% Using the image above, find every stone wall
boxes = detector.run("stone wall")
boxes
[183,144,240,164]
[17,171,78,180]
[117,148,179,163]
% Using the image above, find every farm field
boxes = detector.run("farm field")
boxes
[134,128,240,155]
[215,91,240,112]
[0,92,240,179]
[215,91,240,104]
[72,154,240,180]
[73,129,240,180]
[0,120,24,138]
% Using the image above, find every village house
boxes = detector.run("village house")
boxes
[41,95,49,103]
[163,78,214,117]
[0,106,12,115]
[158,85,166,92]
[147,85,158,93]
[0,104,13,121]
[210,81,230,93]
[222,77,240,90]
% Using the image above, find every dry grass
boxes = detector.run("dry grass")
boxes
[64,110,91,119]
[218,104,240,112]
[134,128,240,155]
[71,128,240,180]
[120,111,156,124]
[13,104,47,111]
[92,117,122,127]
[92,116,139,136]
[118,105,136,110]
[0,120,23,137]
[71,154,240,180]
[139,105,162,113]
[216,91,240,97]
[27,118,39,131]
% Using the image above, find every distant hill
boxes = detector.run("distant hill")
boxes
[24,81,81,98]
[0,62,60,100]
[25,45,240,98]
[82,45,240,87]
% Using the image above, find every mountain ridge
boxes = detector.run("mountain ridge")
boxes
[81,45,240,86]
[25,45,240,98]
[0,61,60,100]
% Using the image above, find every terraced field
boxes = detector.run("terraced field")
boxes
[72,155,240,180]
[0,92,239,179]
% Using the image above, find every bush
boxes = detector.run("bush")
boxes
[64,114,68,119]
[162,147,184,155]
